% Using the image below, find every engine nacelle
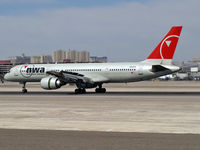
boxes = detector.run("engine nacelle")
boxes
[40,77,62,90]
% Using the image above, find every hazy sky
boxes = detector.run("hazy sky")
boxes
[0,0,199,61]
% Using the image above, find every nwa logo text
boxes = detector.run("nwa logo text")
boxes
[26,67,45,73]
[20,65,45,78]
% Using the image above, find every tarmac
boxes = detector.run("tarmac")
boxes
[1,129,200,150]
[0,81,200,149]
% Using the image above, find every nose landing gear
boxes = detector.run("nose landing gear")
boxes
[20,82,28,93]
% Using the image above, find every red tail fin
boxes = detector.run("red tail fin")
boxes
[147,26,182,59]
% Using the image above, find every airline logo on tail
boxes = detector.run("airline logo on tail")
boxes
[165,41,171,47]
[147,26,182,60]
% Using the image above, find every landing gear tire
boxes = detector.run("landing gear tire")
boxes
[82,89,86,93]
[95,88,106,93]
[22,89,27,93]
[21,82,28,93]
[75,88,86,94]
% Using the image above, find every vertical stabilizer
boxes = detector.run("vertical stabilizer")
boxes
[146,26,182,64]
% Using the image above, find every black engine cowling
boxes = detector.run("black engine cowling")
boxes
[40,77,62,90]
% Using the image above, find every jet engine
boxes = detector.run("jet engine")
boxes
[40,77,62,90]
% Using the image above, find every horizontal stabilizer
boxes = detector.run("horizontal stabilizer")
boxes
[151,65,170,72]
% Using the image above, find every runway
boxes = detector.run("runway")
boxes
[1,80,200,95]
[1,91,200,96]
[1,129,200,150]
[0,81,200,133]
[0,81,200,149]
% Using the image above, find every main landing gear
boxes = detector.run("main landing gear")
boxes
[21,82,28,93]
[95,84,106,93]
[75,88,86,94]
[74,84,106,94]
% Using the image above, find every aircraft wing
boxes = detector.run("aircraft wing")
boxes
[46,71,89,83]
[46,71,108,84]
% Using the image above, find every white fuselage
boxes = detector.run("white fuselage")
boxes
[4,61,180,84]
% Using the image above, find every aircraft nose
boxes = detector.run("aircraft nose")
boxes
[4,73,10,81]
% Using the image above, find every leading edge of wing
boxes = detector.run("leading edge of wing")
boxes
[46,70,109,83]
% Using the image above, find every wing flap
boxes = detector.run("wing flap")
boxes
[46,70,108,84]
[46,71,90,83]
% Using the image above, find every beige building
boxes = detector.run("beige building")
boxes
[40,55,52,63]
[66,50,90,63]
[66,50,79,62]
[52,49,90,63]
[53,50,66,63]
[30,55,53,64]
[78,51,90,63]
[30,56,41,64]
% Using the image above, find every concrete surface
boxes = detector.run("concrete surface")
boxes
[1,129,200,150]
[0,81,200,134]
[1,81,200,92]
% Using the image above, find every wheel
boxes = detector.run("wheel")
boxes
[95,88,100,93]
[81,89,86,93]
[22,89,27,93]
[95,88,106,93]
[75,89,86,94]
[102,88,106,93]
[75,89,81,94]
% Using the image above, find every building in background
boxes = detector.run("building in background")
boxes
[78,51,90,63]
[181,57,200,72]
[31,55,53,64]
[90,56,107,63]
[8,50,106,64]
[40,55,53,63]
[53,50,66,63]
[66,50,79,62]
[9,53,30,64]
[192,57,200,63]
[65,50,90,63]
[2,50,107,75]
[30,56,41,64]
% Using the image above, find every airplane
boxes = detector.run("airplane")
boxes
[4,26,182,94]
